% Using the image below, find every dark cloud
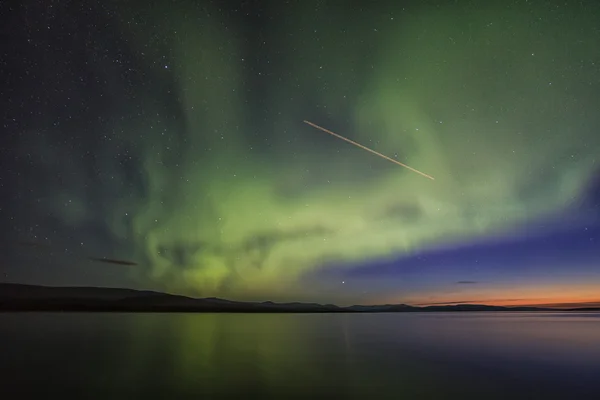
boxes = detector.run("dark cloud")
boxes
[88,257,138,266]
[456,280,478,284]
[524,301,600,309]
[416,299,531,306]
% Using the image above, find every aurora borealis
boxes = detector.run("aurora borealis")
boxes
[2,0,599,306]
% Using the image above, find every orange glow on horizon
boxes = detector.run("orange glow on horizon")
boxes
[383,281,600,309]
[417,297,600,309]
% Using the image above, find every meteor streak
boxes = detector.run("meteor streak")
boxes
[303,120,435,181]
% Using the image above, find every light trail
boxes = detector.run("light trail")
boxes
[303,120,435,181]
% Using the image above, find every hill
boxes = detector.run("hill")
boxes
[1,283,597,313]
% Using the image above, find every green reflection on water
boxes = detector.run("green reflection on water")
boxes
[123,313,389,397]
[120,313,477,399]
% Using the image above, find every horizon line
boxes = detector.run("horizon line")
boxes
[2,281,600,309]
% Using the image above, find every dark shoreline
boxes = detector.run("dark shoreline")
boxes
[1,283,599,313]
[1,303,598,314]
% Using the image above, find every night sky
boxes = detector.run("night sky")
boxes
[2,0,599,307]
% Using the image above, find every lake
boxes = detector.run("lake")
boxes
[1,312,599,399]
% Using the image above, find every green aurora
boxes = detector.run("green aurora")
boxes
[102,2,598,300]
[14,1,599,303]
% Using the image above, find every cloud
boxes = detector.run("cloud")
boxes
[526,301,600,309]
[456,281,478,284]
[416,299,531,306]
[88,257,138,266]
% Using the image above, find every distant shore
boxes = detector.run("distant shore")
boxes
[1,283,598,313]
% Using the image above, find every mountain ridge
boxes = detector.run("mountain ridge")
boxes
[1,283,598,313]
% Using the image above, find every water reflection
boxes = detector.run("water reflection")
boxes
[1,312,599,399]
[122,313,387,398]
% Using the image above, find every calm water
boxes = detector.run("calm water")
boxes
[1,312,599,399]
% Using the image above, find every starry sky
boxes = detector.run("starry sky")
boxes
[2,0,599,307]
